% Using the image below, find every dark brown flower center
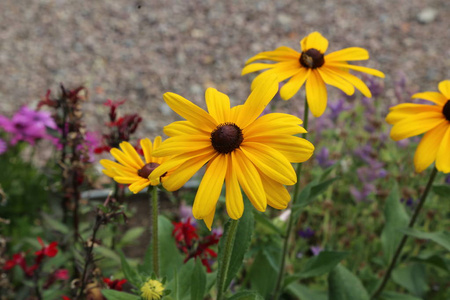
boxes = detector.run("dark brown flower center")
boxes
[443,100,450,121]
[299,48,324,69]
[138,162,160,179]
[210,123,243,154]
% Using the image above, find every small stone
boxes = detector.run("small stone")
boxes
[159,103,172,116]
[417,8,438,24]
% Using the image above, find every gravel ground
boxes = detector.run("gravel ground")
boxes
[0,0,449,136]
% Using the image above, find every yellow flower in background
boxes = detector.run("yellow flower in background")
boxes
[242,31,385,117]
[100,137,172,193]
[140,279,164,300]
[150,76,314,229]
[386,80,450,173]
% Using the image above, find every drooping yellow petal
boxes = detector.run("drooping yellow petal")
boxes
[241,142,297,185]
[325,66,372,97]
[163,92,217,130]
[162,152,218,191]
[438,80,450,99]
[306,70,328,117]
[202,208,216,231]
[435,125,450,173]
[102,169,118,178]
[412,92,447,106]
[245,46,300,64]
[129,179,152,194]
[100,159,137,177]
[301,32,329,53]
[250,63,300,91]
[241,63,276,75]
[164,121,209,137]
[318,67,355,96]
[279,68,310,100]
[325,47,369,62]
[140,138,153,163]
[326,62,385,78]
[390,112,446,141]
[119,142,145,168]
[225,155,244,220]
[114,175,141,184]
[110,148,141,170]
[193,155,227,219]
[236,75,278,129]
[232,149,267,212]
[386,104,441,124]
[260,173,291,209]
[414,122,449,173]
[205,88,230,124]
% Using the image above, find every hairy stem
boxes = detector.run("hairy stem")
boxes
[150,186,160,277]
[217,219,240,300]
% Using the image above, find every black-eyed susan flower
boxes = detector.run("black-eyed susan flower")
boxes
[386,80,450,173]
[150,76,314,229]
[242,31,385,117]
[100,137,172,193]
[140,279,164,300]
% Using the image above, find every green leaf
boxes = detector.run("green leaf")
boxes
[400,228,450,251]
[227,290,264,300]
[328,264,370,300]
[296,251,349,279]
[158,216,184,279]
[217,200,254,292]
[176,259,196,300]
[248,250,279,298]
[102,289,140,300]
[138,242,153,275]
[410,252,450,272]
[381,183,408,264]
[190,260,207,300]
[392,263,428,297]
[380,291,422,300]
[119,251,141,286]
[286,283,327,300]
[93,246,121,263]
[432,184,450,197]
[118,227,145,247]
[253,212,283,235]
[42,213,70,235]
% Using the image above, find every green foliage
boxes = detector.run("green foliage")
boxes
[295,251,349,279]
[102,289,140,300]
[328,264,370,300]
[391,263,428,297]
[400,228,450,251]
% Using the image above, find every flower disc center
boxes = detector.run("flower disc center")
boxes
[138,162,160,179]
[300,48,324,69]
[210,123,243,154]
[443,100,450,121]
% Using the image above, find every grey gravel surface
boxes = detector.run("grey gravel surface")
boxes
[0,0,449,136]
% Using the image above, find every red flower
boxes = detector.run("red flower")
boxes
[173,218,198,249]
[3,253,26,270]
[35,237,58,258]
[103,278,127,291]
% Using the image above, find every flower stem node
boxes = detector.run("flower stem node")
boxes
[140,279,164,300]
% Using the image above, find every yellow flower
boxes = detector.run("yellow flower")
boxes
[100,137,172,193]
[386,80,450,173]
[140,279,164,300]
[242,31,385,117]
[150,76,314,229]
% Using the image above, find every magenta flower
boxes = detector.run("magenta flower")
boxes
[0,138,7,154]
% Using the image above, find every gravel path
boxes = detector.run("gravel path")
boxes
[0,0,449,136]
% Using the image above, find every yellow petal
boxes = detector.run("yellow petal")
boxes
[436,125,450,173]
[162,152,218,191]
[163,92,217,130]
[389,112,446,141]
[250,63,300,91]
[260,173,291,209]
[110,148,140,170]
[153,136,162,151]
[164,121,209,136]
[241,142,297,185]
[412,92,447,106]
[140,138,153,164]
[326,62,385,78]
[232,149,267,212]
[279,68,310,100]
[114,175,141,184]
[129,179,152,194]
[193,155,227,219]
[202,209,216,231]
[152,135,212,157]
[301,32,328,53]
[119,142,144,168]
[386,104,441,124]
[325,47,369,62]
[317,67,355,96]
[322,66,371,97]
[245,46,300,64]
[438,80,450,99]
[205,88,230,124]
[100,159,136,177]
[306,70,328,117]
[225,155,244,220]
[414,122,449,173]
[241,63,275,75]
[236,75,278,129]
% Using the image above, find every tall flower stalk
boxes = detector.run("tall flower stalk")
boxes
[273,100,310,299]
[371,167,438,299]
[150,186,160,277]
[216,219,239,300]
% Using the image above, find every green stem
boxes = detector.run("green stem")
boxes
[217,219,240,300]
[150,186,160,277]
[273,100,309,299]
[371,167,438,299]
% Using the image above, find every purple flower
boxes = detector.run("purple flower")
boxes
[310,246,323,256]
[350,183,375,203]
[328,97,352,121]
[445,175,450,184]
[315,147,336,169]
[400,197,415,209]
[362,75,384,98]
[0,138,7,154]
[298,227,315,239]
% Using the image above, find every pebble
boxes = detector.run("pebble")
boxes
[416,8,438,24]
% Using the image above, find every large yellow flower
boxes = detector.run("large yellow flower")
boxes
[386,80,450,173]
[242,31,385,117]
[150,76,314,229]
[100,137,172,193]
